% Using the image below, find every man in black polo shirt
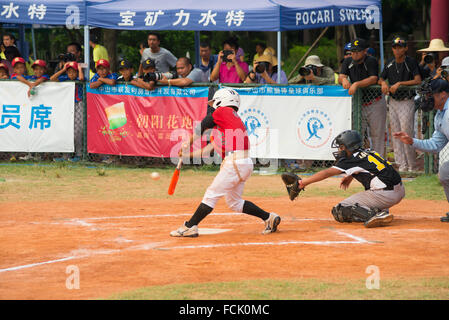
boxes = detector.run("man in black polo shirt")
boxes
[379,36,422,172]
[339,38,387,157]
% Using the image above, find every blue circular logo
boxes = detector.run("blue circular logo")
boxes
[239,108,270,147]
[297,107,333,149]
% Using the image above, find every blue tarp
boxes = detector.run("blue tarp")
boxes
[0,0,381,31]
[0,0,86,25]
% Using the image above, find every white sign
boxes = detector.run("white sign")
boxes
[0,81,75,152]
[233,85,352,160]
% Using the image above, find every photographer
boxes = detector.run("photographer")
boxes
[393,78,449,222]
[435,56,449,81]
[158,57,203,87]
[55,42,82,73]
[417,39,449,79]
[289,55,335,85]
[244,54,287,84]
[210,38,248,84]
[133,58,158,91]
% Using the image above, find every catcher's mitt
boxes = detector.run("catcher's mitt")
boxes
[281,172,304,201]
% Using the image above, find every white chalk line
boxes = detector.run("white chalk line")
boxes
[0,228,373,273]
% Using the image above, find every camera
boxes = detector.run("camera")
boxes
[442,68,449,79]
[143,71,177,82]
[414,77,435,112]
[299,65,318,77]
[222,50,234,63]
[58,52,76,62]
[424,52,437,64]
[255,61,269,74]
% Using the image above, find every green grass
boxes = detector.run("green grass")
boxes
[0,162,446,202]
[106,278,449,300]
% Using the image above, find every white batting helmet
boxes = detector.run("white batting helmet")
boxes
[208,88,240,110]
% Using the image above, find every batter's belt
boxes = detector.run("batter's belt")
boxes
[222,150,250,182]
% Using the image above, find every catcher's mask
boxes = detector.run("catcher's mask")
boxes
[331,130,363,160]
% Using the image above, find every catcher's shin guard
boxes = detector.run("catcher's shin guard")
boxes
[331,203,375,223]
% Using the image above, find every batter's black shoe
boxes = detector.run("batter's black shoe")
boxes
[441,213,449,222]
[364,210,394,228]
[263,213,281,234]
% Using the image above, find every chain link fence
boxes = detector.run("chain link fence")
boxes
[0,81,438,174]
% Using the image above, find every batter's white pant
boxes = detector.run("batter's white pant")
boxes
[202,154,253,213]
[388,98,417,171]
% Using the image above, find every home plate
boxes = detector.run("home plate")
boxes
[199,228,232,235]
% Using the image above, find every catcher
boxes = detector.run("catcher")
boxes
[281,130,405,228]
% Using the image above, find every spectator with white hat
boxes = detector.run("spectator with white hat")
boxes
[288,55,335,85]
[436,56,449,81]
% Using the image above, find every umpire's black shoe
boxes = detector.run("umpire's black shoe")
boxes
[441,213,449,222]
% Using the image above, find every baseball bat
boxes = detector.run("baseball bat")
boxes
[168,158,183,195]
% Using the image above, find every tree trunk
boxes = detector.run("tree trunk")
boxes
[335,26,345,70]
[103,29,117,72]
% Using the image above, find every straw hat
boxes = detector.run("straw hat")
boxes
[418,39,449,52]
[255,54,274,65]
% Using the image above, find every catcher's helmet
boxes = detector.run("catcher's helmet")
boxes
[331,130,363,152]
[208,87,240,110]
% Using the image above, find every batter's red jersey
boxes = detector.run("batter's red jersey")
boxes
[197,106,249,159]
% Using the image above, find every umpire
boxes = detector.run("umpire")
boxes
[339,38,387,157]
[393,78,449,222]
[379,36,422,172]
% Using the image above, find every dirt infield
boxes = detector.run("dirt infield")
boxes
[0,195,448,300]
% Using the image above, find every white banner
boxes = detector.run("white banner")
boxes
[232,85,352,160]
[0,81,75,152]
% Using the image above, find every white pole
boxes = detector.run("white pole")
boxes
[84,26,90,80]
[277,31,281,84]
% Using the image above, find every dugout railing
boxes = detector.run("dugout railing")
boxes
[0,80,437,174]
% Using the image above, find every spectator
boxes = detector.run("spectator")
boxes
[10,57,29,82]
[253,42,267,65]
[230,36,245,63]
[56,42,83,73]
[0,62,9,79]
[417,39,449,79]
[90,59,116,89]
[139,32,177,75]
[116,59,137,83]
[1,33,17,60]
[210,38,249,84]
[139,42,148,57]
[50,61,85,162]
[340,42,352,64]
[367,47,376,58]
[26,59,50,97]
[89,34,109,78]
[158,57,203,87]
[437,57,449,81]
[2,46,21,75]
[339,37,386,157]
[133,58,157,91]
[379,36,422,172]
[289,55,335,85]
[197,42,218,82]
[245,54,287,84]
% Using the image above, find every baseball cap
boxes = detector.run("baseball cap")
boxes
[0,62,8,71]
[66,61,79,70]
[441,56,449,67]
[392,36,407,47]
[118,59,133,69]
[367,47,376,55]
[350,38,368,51]
[303,55,324,67]
[430,78,449,93]
[96,59,110,68]
[32,59,47,68]
[11,57,25,67]
[142,58,155,69]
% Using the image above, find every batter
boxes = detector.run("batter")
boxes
[170,88,281,237]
